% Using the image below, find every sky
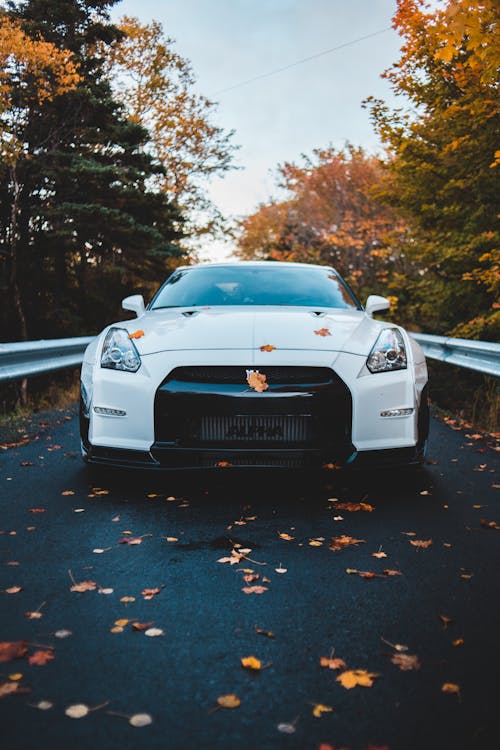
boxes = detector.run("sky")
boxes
[111,0,404,261]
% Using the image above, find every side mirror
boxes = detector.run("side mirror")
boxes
[365,294,390,316]
[122,294,145,318]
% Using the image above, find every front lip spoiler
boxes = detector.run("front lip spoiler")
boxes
[85,443,353,471]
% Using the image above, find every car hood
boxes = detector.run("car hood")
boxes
[117,307,383,358]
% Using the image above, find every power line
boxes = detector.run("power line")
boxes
[211,27,392,96]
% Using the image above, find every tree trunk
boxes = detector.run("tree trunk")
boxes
[8,163,29,405]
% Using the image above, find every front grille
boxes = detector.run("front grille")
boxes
[198,414,312,444]
[167,366,334,386]
[153,364,353,463]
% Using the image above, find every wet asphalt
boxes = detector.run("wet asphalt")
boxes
[0,408,499,750]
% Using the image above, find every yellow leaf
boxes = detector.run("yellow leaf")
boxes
[241,656,262,670]
[217,694,241,709]
[336,669,379,689]
[312,703,333,717]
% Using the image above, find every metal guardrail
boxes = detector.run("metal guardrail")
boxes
[0,332,498,382]
[410,333,500,378]
[0,336,95,382]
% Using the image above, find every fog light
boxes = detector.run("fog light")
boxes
[93,406,127,416]
[380,408,414,417]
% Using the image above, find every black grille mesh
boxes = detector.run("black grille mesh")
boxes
[166,366,334,385]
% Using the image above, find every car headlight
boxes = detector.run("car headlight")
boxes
[366,328,407,373]
[101,327,141,372]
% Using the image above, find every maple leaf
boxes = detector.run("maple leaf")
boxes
[320,656,346,670]
[314,328,331,336]
[312,703,333,717]
[241,656,262,670]
[215,461,232,468]
[259,344,276,352]
[329,534,365,551]
[242,585,268,594]
[246,369,269,392]
[390,653,420,671]
[128,330,145,339]
[132,622,154,631]
[409,539,433,548]
[278,532,294,541]
[0,641,28,663]
[29,650,55,666]
[336,669,379,689]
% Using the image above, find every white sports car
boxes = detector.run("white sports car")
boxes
[80,261,429,470]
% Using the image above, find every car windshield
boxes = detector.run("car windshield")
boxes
[150,265,360,310]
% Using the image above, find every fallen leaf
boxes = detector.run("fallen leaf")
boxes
[409,539,433,548]
[335,502,374,512]
[277,722,297,734]
[320,656,346,670]
[61,490,75,496]
[0,682,21,697]
[165,537,178,542]
[241,656,262,670]
[70,580,96,593]
[129,713,153,727]
[0,641,28,663]
[441,682,460,695]
[54,629,72,639]
[439,615,453,629]
[346,568,378,579]
[242,586,268,594]
[336,669,379,689]
[65,704,90,719]
[278,532,294,541]
[243,574,260,584]
[312,703,333,718]
[128,330,145,339]
[314,328,331,337]
[259,344,276,352]
[383,569,402,576]
[275,566,287,574]
[256,628,275,638]
[480,519,500,530]
[120,596,136,603]
[131,622,154,631]
[390,653,420,671]
[309,540,323,547]
[8,673,22,680]
[5,586,22,594]
[141,587,162,600]
[217,694,240,709]
[246,370,269,392]
[372,547,387,559]
[453,638,464,647]
[29,508,45,513]
[32,700,53,710]
[329,535,365,551]
[144,628,164,637]
[29,650,54,666]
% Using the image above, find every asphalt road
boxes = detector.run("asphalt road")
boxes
[0,408,499,750]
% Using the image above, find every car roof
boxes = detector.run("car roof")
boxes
[175,261,336,272]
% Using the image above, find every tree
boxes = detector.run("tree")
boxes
[0,14,81,340]
[365,0,499,339]
[104,16,238,239]
[0,0,184,347]
[237,145,409,310]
